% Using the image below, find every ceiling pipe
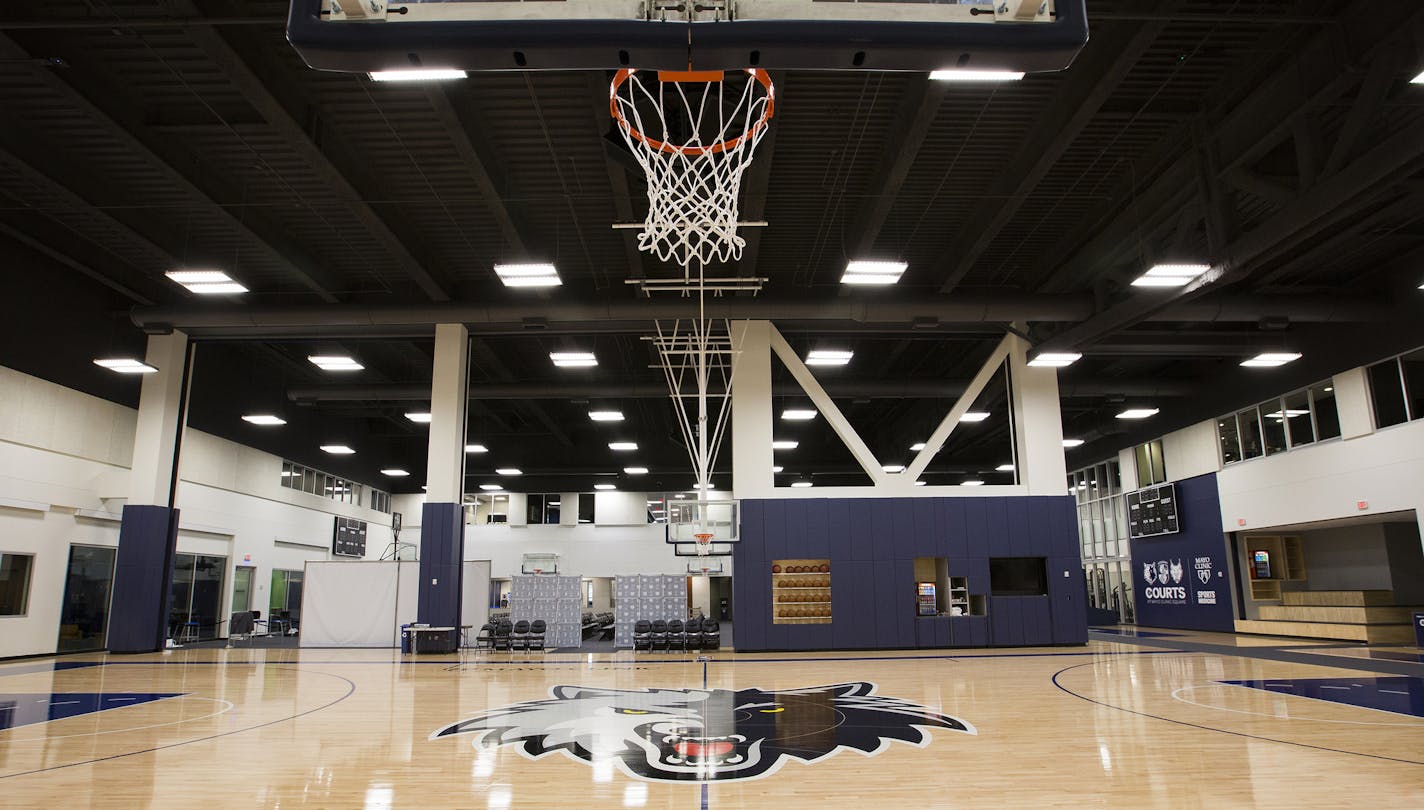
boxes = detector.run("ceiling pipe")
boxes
[131,294,1387,338]
[287,378,1201,403]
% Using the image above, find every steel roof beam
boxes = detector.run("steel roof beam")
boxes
[935,4,1178,293]
[0,31,342,303]
[172,12,452,301]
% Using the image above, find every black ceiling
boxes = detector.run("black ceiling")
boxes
[2,0,1423,495]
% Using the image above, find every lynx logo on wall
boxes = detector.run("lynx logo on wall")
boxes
[432,682,974,782]
[1142,558,1187,603]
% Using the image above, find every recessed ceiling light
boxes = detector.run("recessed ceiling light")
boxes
[496,468,522,476]
[1028,352,1082,368]
[1263,409,1310,419]
[465,444,488,453]
[1412,70,1424,85]
[589,410,624,422]
[1116,408,1160,420]
[781,409,818,421]
[242,414,286,426]
[882,464,905,474]
[381,469,409,477]
[608,441,638,451]
[368,68,467,82]
[479,483,503,491]
[551,351,598,368]
[996,464,1015,472]
[960,412,990,423]
[960,479,985,487]
[308,355,364,372]
[790,481,813,488]
[1240,352,1302,368]
[320,445,355,455]
[594,483,616,491]
[547,501,560,507]
[1131,263,1211,288]
[929,69,1025,82]
[841,260,907,285]
[673,493,686,499]
[772,466,784,473]
[405,412,433,423]
[771,440,798,450]
[914,480,927,487]
[495,263,561,288]
[1062,438,1085,448]
[805,349,853,366]
[93,358,158,374]
[623,467,649,475]
[910,442,927,452]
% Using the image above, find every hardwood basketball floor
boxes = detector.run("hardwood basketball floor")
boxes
[1,633,1421,807]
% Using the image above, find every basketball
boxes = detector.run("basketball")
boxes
[772,564,781,573]
[820,563,830,573]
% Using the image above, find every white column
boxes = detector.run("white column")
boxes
[1009,333,1068,495]
[128,330,189,506]
[425,323,469,502]
[1332,367,1372,440]
[730,321,774,498]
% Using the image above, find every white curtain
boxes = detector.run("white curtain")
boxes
[300,561,402,648]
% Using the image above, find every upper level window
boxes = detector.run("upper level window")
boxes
[1368,348,1424,429]
[1133,439,1166,487]
[281,460,364,506]
[1217,380,1340,465]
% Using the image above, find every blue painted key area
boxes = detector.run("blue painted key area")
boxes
[1220,677,1424,719]
[0,692,185,731]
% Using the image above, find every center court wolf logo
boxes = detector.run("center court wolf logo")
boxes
[431,682,974,782]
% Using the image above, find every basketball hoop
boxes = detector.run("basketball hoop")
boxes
[610,68,775,268]
[694,532,715,558]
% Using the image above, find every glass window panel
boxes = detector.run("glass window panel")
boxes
[1108,460,1121,495]
[58,545,116,651]
[1134,444,1152,488]
[1217,413,1241,464]
[1118,560,1136,623]
[1368,359,1408,428]
[1284,390,1314,447]
[1260,402,1289,455]
[1401,349,1424,422]
[1237,408,1263,459]
[0,553,35,616]
[1147,440,1166,484]
[1311,383,1340,441]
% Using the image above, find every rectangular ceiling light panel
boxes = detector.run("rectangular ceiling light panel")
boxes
[308,355,364,372]
[551,351,598,367]
[805,349,853,366]
[608,442,638,451]
[242,414,287,426]
[781,409,818,420]
[1027,352,1082,368]
[929,69,1025,82]
[841,260,908,285]
[1131,263,1211,288]
[1116,408,1160,420]
[589,410,624,421]
[369,68,467,82]
[495,263,561,288]
[166,268,248,294]
[1240,352,1302,368]
[94,358,158,374]
[320,445,355,454]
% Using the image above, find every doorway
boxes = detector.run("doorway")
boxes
[270,568,304,632]
[169,553,227,641]
[57,545,116,652]
[232,565,255,614]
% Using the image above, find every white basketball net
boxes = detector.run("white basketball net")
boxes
[611,69,775,269]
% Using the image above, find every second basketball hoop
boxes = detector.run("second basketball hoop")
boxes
[610,68,775,269]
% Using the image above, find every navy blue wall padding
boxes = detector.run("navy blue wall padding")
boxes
[418,502,465,628]
[108,504,179,653]
[733,496,1088,651]
[1129,473,1235,632]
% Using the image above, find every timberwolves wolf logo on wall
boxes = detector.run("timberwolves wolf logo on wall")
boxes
[431,682,974,782]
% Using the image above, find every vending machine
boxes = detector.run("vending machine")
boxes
[916,582,938,616]
[1251,550,1272,579]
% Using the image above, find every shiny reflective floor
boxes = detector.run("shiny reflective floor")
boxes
[2,633,1422,807]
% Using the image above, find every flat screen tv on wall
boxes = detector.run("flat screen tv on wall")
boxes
[990,557,1048,596]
